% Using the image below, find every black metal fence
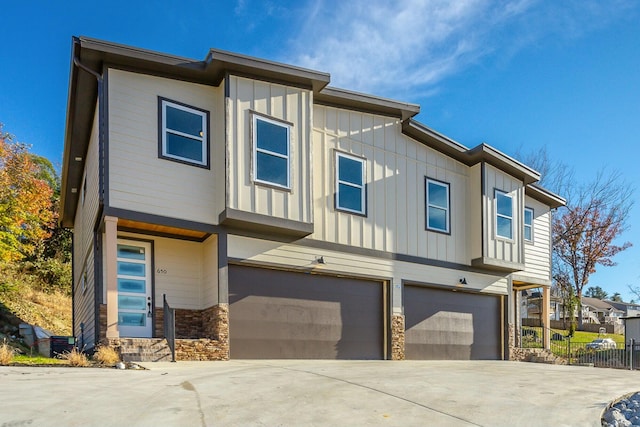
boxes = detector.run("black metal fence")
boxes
[163,294,176,362]
[520,326,640,370]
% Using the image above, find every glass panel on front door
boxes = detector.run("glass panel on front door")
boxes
[117,240,152,338]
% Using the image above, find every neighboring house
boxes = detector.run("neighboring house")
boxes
[581,297,624,325]
[61,37,565,361]
[606,300,640,318]
[520,289,563,321]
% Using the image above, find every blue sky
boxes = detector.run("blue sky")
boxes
[2,0,639,300]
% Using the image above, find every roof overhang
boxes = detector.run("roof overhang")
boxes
[402,119,541,185]
[60,37,331,227]
[525,184,566,209]
[315,86,420,121]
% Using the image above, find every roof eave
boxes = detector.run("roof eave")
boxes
[525,183,566,209]
[315,86,420,120]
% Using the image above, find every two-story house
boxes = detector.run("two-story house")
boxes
[61,37,564,361]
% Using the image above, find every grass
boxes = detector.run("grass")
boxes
[567,330,626,344]
[12,354,69,366]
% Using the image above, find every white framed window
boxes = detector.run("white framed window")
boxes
[81,172,87,206]
[495,190,513,239]
[426,178,450,233]
[159,97,209,167]
[252,114,291,189]
[335,151,366,215]
[524,207,534,242]
[81,270,88,294]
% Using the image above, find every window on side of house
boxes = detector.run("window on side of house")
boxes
[495,190,513,240]
[524,207,534,242]
[159,98,209,167]
[81,270,88,294]
[253,114,291,189]
[426,178,450,233]
[335,151,366,215]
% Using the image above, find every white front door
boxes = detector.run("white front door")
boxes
[117,239,153,338]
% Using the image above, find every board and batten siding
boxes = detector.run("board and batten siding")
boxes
[521,197,552,283]
[73,105,101,349]
[311,105,469,265]
[482,164,525,265]
[226,75,312,224]
[107,69,224,224]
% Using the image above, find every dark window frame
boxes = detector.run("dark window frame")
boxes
[334,150,367,217]
[158,97,210,169]
[425,177,451,235]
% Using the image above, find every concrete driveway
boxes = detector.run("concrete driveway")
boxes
[1,360,638,426]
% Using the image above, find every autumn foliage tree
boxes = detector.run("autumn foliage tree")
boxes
[518,148,633,331]
[0,125,54,262]
[552,172,632,328]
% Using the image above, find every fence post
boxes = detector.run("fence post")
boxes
[567,336,571,365]
[631,338,635,371]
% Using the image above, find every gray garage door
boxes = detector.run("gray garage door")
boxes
[404,286,501,360]
[229,265,384,359]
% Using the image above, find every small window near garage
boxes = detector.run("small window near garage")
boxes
[495,190,513,240]
[252,113,291,189]
[159,97,209,168]
[426,178,450,233]
[335,151,366,215]
[524,207,534,242]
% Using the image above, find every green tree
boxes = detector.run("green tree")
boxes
[585,286,608,300]
[610,292,623,302]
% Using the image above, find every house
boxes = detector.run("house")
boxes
[606,300,640,318]
[61,37,565,361]
[581,297,624,325]
[520,289,564,321]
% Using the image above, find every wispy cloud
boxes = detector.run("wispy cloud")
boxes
[285,0,636,100]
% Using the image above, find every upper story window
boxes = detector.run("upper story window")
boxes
[335,151,366,215]
[524,207,534,242]
[426,178,450,233]
[495,190,513,239]
[253,114,291,189]
[159,97,209,168]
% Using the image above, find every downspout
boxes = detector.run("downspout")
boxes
[72,40,106,347]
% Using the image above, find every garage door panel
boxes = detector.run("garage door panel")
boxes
[405,286,501,360]
[229,265,383,359]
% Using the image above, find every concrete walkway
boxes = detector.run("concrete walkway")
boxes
[1,360,638,426]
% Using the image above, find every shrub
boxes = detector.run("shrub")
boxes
[0,340,15,365]
[93,346,120,366]
[60,347,90,367]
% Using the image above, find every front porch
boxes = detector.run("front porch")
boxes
[510,279,551,359]
[98,215,229,361]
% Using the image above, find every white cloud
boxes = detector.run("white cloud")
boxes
[286,0,636,100]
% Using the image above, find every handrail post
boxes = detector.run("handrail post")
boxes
[163,294,176,362]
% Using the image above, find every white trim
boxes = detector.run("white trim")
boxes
[116,239,153,338]
[252,114,291,189]
[426,178,450,233]
[161,99,207,166]
[495,189,514,240]
[335,151,366,215]
[524,207,534,242]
